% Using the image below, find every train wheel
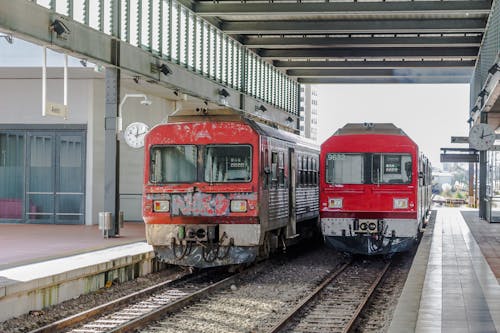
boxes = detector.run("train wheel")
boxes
[258,232,271,260]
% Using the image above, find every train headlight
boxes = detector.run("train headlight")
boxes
[329,198,343,209]
[153,200,170,212]
[393,198,408,209]
[230,200,247,212]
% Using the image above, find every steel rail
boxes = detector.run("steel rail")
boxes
[267,261,351,333]
[107,263,268,333]
[267,260,391,333]
[28,269,193,333]
[343,260,391,333]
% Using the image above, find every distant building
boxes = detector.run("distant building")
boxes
[299,85,318,142]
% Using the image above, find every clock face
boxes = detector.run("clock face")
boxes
[123,122,149,148]
[468,123,496,150]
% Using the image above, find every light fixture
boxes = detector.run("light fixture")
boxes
[133,76,140,84]
[218,88,230,98]
[0,34,13,44]
[80,59,87,67]
[151,62,172,76]
[255,104,267,112]
[286,116,294,123]
[117,94,152,133]
[49,19,70,38]
[488,63,500,75]
[467,117,474,124]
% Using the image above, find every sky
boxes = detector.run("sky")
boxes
[314,84,471,169]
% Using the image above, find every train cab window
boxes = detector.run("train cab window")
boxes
[150,145,197,183]
[326,153,364,184]
[204,145,252,182]
[372,154,412,184]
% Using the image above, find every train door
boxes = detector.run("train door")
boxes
[287,147,297,237]
[260,137,270,229]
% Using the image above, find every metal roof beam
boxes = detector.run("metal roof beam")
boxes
[273,60,476,69]
[222,19,486,34]
[298,76,472,84]
[196,1,491,17]
[244,36,482,48]
[286,68,473,77]
[258,47,479,58]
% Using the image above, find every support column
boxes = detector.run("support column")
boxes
[479,112,488,219]
[104,65,120,236]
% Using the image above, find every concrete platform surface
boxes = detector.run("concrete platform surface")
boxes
[389,207,500,333]
[0,222,146,269]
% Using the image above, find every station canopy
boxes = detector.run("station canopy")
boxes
[180,0,491,84]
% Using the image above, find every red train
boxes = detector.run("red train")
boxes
[319,123,432,255]
[142,116,319,267]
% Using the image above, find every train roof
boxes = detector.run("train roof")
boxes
[334,123,408,136]
[245,118,319,151]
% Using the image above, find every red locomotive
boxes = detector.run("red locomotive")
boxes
[319,123,432,255]
[143,116,319,267]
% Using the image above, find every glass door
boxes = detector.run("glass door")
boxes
[0,132,25,221]
[55,133,85,224]
[25,131,85,224]
[26,133,55,223]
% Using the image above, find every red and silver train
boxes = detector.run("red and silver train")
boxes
[319,123,432,255]
[142,116,319,268]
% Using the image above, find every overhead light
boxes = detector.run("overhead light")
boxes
[218,88,230,98]
[488,63,500,75]
[0,34,13,44]
[151,62,172,76]
[478,89,488,98]
[159,64,171,75]
[255,104,267,112]
[80,59,87,67]
[49,19,70,39]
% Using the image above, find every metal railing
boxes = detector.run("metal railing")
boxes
[31,0,299,115]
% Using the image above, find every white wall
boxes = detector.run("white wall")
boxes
[0,73,176,225]
[118,87,176,221]
[0,77,90,124]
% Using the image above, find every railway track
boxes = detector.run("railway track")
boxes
[27,268,239,333]
[268,259,391,333]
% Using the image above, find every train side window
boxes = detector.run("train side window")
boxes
[313,159,318,185]
[271,152,278,187]
[278,151,285,186]
[307,157,312,186]
[297,155,303,187]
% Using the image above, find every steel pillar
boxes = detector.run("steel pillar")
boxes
[479,112,488,219]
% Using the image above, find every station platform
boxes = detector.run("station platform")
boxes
[389,207,500,333]
[0,222,158,322]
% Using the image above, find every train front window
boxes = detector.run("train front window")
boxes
[372,154,412,184]
[204,145,252,182]
[150,145,197,183]
[325,153,364,184]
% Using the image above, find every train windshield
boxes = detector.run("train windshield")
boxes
[325,153,412,185]
[372,154,412,184]
[204,145,252,182]
[150,145,197,183]
[326,153,364,184]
